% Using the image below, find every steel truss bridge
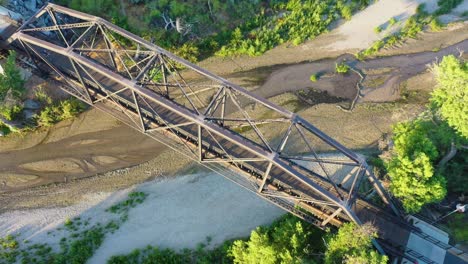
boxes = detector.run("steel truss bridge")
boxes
[3,4,467,263]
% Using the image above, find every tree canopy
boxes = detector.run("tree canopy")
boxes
[386,120,447,213]
[385,55,467,213]
[229,215,323,264]
[0,51,25,101]
[431,55,468,139]
[324,223,388,264]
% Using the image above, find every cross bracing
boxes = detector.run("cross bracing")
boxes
[9,4,468,262]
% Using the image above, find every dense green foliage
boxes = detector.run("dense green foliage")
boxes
[230,215,324,264]
[324,223,388,264]
[386,120,447,213]
[0,51,25,101]
[217,0,375,57]
[310,73,318,82]
[0,105,23,121]
[37,98,85,127]
[431,55,468,138]
[56,0,376,60]
[335,62,350,74]
[385,56,467,213]
[107,215,326,264]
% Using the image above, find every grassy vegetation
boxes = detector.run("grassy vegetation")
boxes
[108,238,233,264]
[335,62,350,74]
[357,1,461,60]
[0,191,148,264]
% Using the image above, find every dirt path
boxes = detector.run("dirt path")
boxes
[253,40,468,103]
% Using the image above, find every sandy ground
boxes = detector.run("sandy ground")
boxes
[326,0,442,51]
[0,173,284,263]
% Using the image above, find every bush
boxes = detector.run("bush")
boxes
[34,87,52,105]
[340,4,353,20]
[310,73,318,82]
[230,215,324,264]
[429,17,443,32]
[335,62,350,74]
[374,26,382,34]
[388,17,397,26]
[173,42,199,63]
[0,105,23,121]
[0,51,25,101]
[325,223,388,264]
[37,98,85,127]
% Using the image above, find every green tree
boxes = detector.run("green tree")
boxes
[229,215,322,264]
[386,120,447,213]
[325,223,388,264]
[431,55,468,138]
[0,51,25,101]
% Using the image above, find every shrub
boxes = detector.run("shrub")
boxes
[0,105,23,121]
[37,98,85,127]
[0,51,25,101]
[173,42,200,63]
[309,73,318,82]
[340,4,353,20]
[34,87,52,105]
[325,223,388,264]
[388,17,397,26]
[374,26,382,34]
[429,17,443,32]
[230,215,324,264]
[335,62,350,74]
[60,99,85,120]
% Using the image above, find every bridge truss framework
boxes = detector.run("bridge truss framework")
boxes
[6,3,413,257]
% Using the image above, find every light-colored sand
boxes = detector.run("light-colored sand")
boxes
[326,0,466,51]
[0,173,284,263]
[19,158,83,173]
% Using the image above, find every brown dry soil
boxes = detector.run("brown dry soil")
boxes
[0,22,466,211]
